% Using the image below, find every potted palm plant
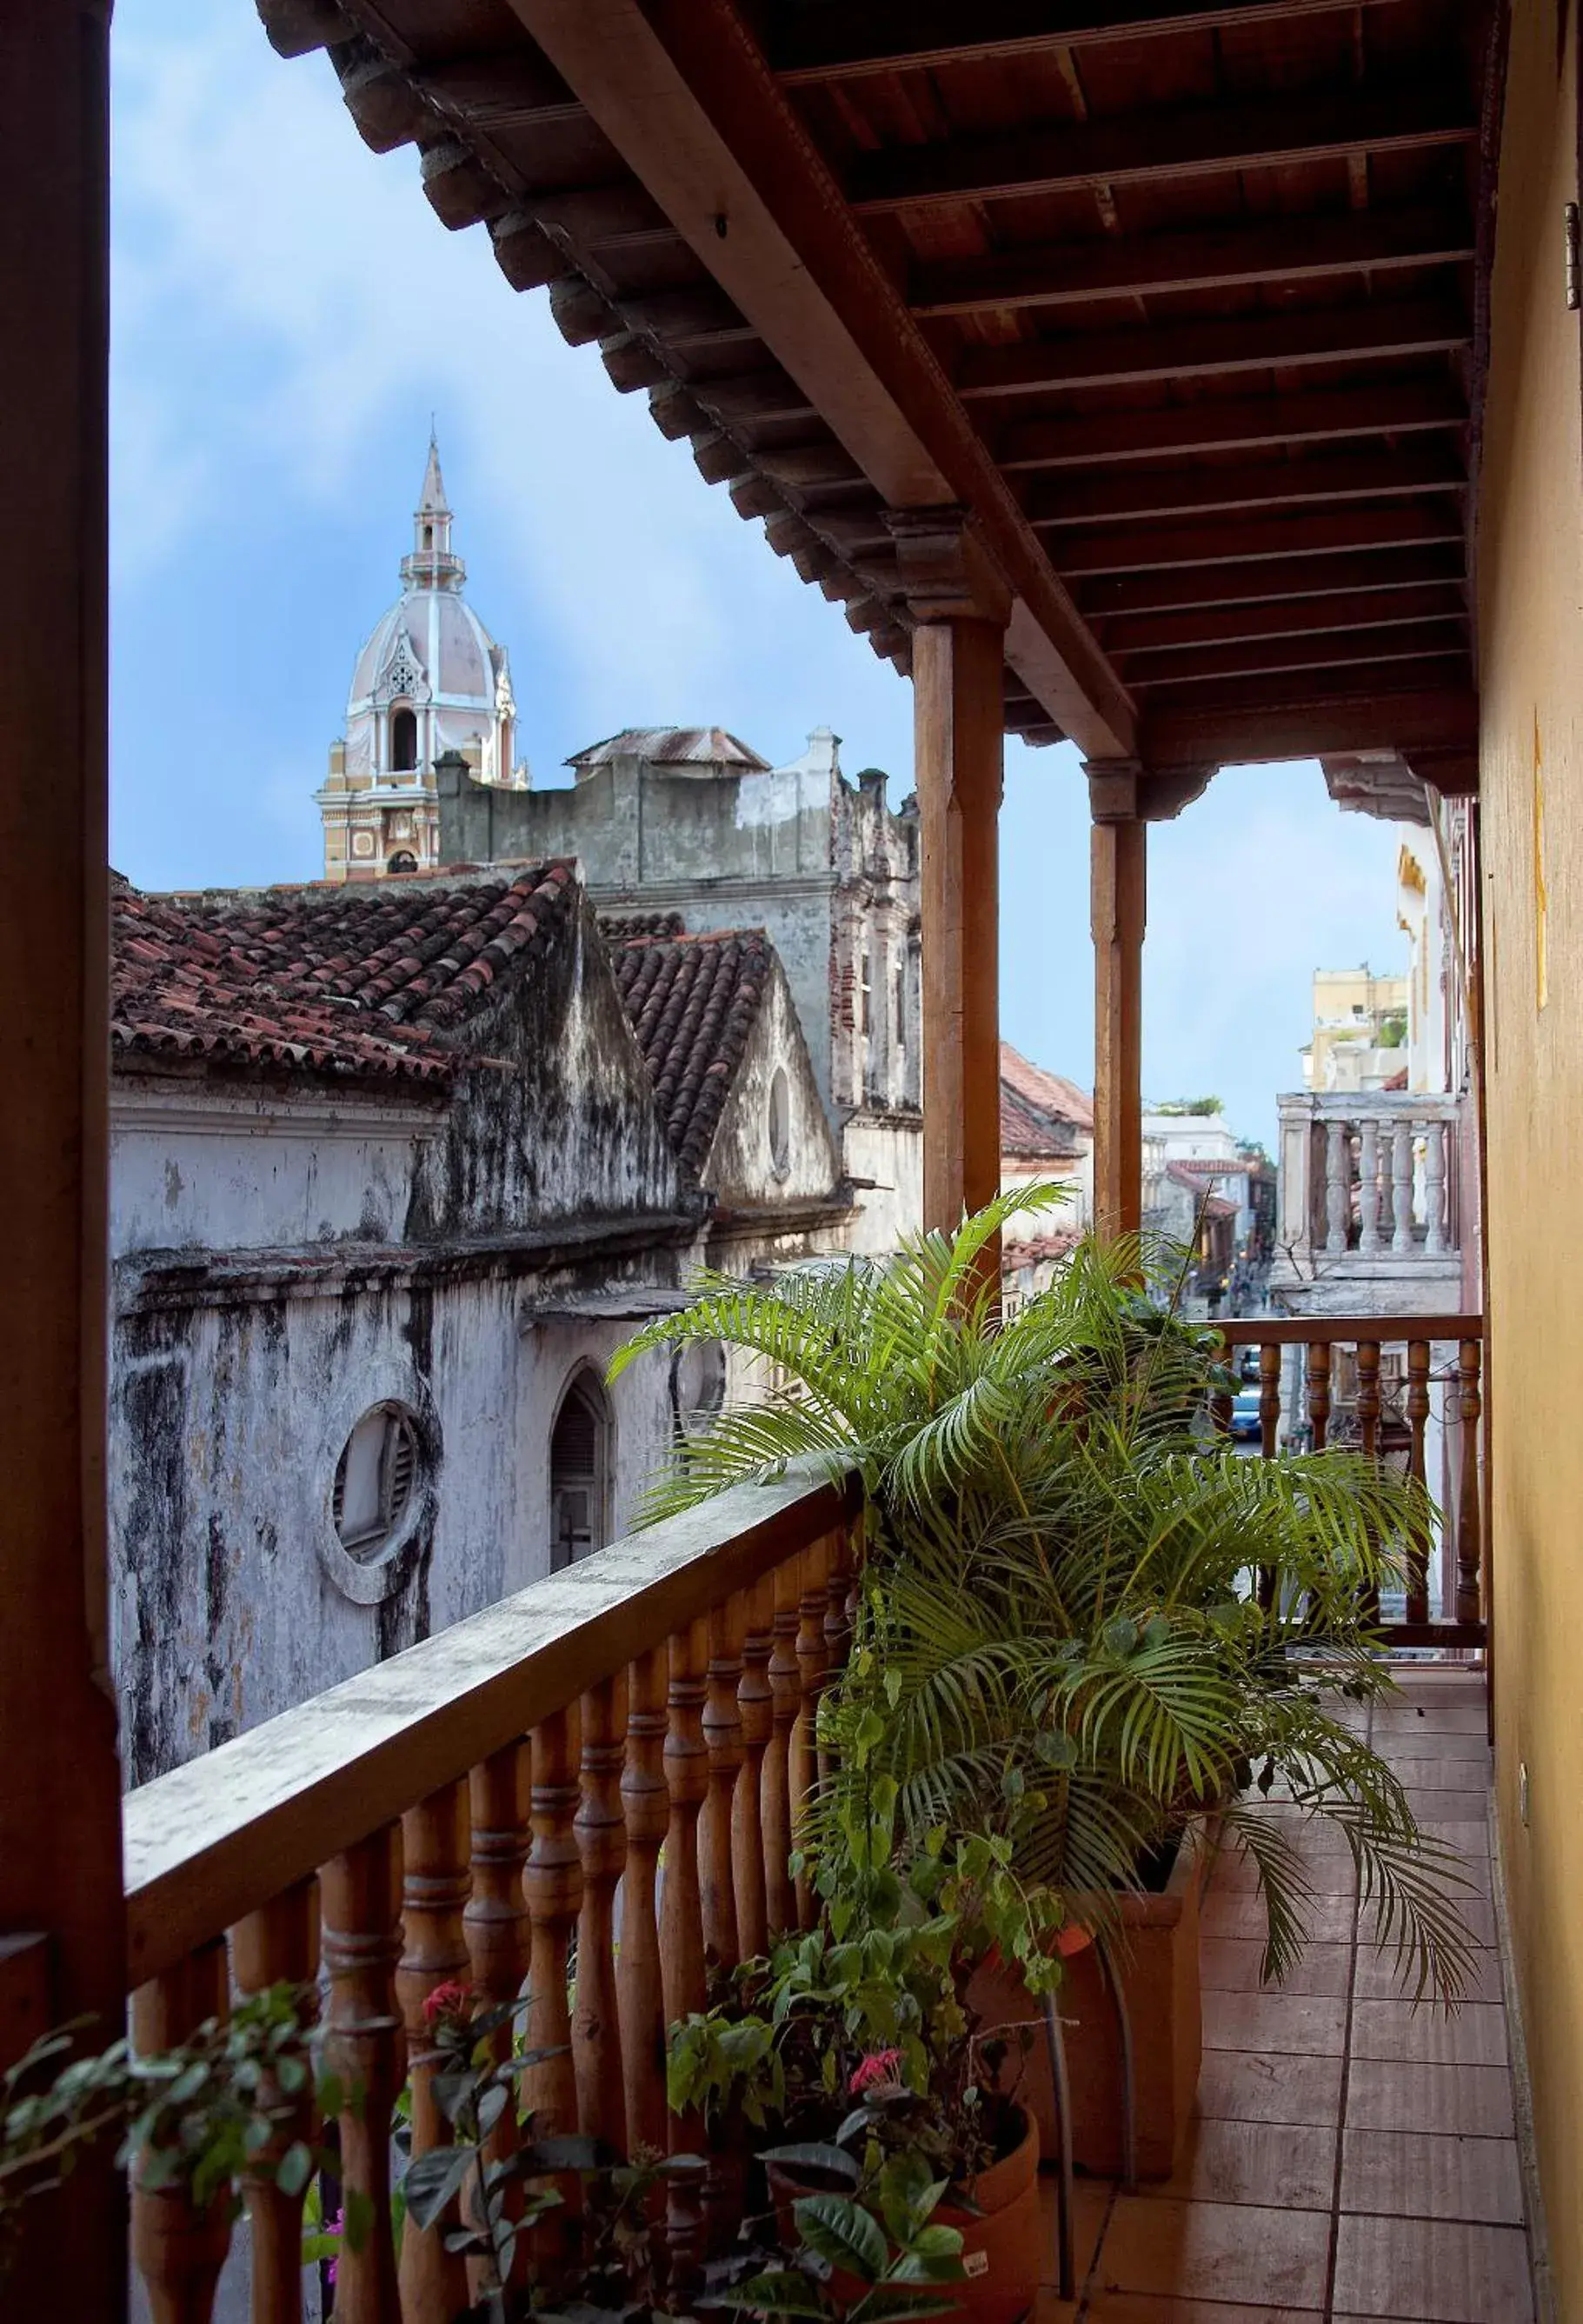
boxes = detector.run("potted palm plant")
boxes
[613,1190,1476,2178]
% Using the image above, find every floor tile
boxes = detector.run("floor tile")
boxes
[1354,1946,1503,2004]
[1201,1893,1357,1944]
[1349,1999,1508,2067]
[1094,2196,1330,2309]
[1196,2049,1345,2128]
[1208,1853,1358,1900]
[1086,2300,1322,2321]
[1200,1941,1353,1999]
[1333,2213,1533,2321]
[1141,2116,1335,2211]
[1344,2057,1515,2137]
[1403,1788,1490,1821]
[1370,1706,1490,1735]
[1356,1895,1496,1948]
[1203,1991,1347,2056]
[1035,2171,1113,2289]
[1339,2128,1525,2224]
[1381,1756,1493,1790]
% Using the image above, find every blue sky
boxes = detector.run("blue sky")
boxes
[109,0,1406,1148]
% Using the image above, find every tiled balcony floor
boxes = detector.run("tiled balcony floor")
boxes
[1036,1668,1537,2323]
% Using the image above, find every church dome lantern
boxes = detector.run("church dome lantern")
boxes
[319,435,527,882]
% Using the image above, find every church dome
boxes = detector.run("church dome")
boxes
[320,437,525,882]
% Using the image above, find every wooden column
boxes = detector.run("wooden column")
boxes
[0,2,123,2308]
[1089,766,1147,1240]
[892,509,1010,1241]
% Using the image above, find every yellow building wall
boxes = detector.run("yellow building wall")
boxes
[1478,0,1583,2306]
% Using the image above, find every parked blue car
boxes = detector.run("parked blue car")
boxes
[1227,1390,1263,1442]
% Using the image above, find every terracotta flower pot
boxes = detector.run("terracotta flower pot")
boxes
[966,1823,1211,2180]
[766,2106,1044,2324]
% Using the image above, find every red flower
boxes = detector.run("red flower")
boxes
[422,1979,474,2031]
[848,2048,903,2094]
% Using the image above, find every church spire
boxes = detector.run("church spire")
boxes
[402,429,464,592]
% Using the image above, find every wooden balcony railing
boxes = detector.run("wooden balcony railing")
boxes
[1214,1314,1486,1652]
[118,1468,858,2324]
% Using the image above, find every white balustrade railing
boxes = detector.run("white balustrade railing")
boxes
[1277,1091,1462,1266]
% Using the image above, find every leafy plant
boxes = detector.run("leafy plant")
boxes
[613,1190,1477,2000]
[0,1985,344,2281]
[721,2144,966,2323]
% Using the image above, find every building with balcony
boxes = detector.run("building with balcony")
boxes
[11,0,1583,2316]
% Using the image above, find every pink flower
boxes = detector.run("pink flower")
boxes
[422,1979,474,2032]
[849,2048,903,2095]
[326,2207,344,2288]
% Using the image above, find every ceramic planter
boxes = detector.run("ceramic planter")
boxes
[767,2105,1044,2324]
[966,1822,1211,2180]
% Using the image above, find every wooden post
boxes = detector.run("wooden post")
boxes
[0,2,123,2307]
[890,509,1011,1245]
[1089,766,1147,1239]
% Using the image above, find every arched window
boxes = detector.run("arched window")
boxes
[387,850,418,876]
[549,1373,610,1570]
[391,707,418,771]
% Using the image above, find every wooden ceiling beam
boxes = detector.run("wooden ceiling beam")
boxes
[1056,500,1464,575]
[848,79,1475,214]
[1140,679,1479,766]
[909,205,1475,317]
[506,0,1136,757]
[958,296,1471,396]
[1031,444,1464,527]
[776,0,1410,83]
[997,378,1466,469]
[1099,581,1469,653]
[1074,541,1468,614]
[1121,616,1467,685]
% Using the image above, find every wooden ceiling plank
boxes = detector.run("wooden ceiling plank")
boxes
[1121,616,1467,683]
[1074,541,1468,613]
[998,377,1466,469]
[848,80,1476,214]
[1101,580,1469,652]
[958,296,1471,396]
[1056,500,1465,574]
[909,204,1475,316]
[505,0,1137,757]
[1141,680,1478,764]
[1032,443,1465,526]
[775,0,1409,82]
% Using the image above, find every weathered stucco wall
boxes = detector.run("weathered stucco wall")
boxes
[704,960,841,1209]
[110,1275,675,1785]
[1477,2,1583,2304]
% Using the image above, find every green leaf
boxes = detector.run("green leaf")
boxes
[793,2193,890,2283]
[274,2141,314,2199]
[402,2143,476,2230]
[712,2270,830,2318]
[761,2141,861,2184]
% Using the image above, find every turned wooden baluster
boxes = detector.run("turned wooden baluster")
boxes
[1405,1340,1433,1626]
[232,1882,319,2324]
[1355,1341,1382,1625]
[793,1539,831,1928]
[524,1710,582,2138]
[820,1528,855,1789]
[321,1828,405,2324]
[465,1743,533,2291]
[575,1675,628,2148]
[619,1644,669,2162]
[1457,1337,1485,1623]
[397,1783,473,2321]
[733,1575,774,1962]
[763,1556,802,1936]
[662,1617,710,2287]
[700,1595,746,1972]
[1307,1341,1333,1453]
[131,1941,234,2324]
[1211,1344,1234,1441]
[1256,1344,1283,1611]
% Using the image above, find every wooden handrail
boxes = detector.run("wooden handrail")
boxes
[1214,1312,1481,1344]
[123,1468,855,1988]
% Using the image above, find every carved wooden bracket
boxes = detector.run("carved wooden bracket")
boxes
[1087,760,1214,822]
[883,505,1014,628]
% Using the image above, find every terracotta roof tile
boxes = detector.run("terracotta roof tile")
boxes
[999,1042,1094,1135]
[613,928,773,1173]
[600,910,686,943]
[1001,1078,1082,1161]
[111,864,579,1088]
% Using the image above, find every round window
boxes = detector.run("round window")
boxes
[332,1402,420,1563]
[768,1067,792,1181]
[672,1339,728,1436]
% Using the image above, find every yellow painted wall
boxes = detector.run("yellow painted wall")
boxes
[1478,0,1583,2306]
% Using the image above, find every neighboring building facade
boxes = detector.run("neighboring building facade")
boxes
[109,866,850,1783]
[439,723,922,1253]
[1300,965,1411,1094]
[316,439,526,881]
[998,1043,1090,1304]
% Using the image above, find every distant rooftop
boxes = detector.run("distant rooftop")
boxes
[568,727,772,772]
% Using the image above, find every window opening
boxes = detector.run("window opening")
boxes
[391,707,418,771]
[550,1376,609,1571]
[332,1404,419,1561]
